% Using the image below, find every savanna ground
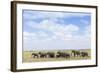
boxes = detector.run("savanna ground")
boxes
[23,49,91,63]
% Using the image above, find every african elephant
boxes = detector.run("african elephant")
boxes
[71,50,80,57]
[31,53,39,58]
[56,51,70,58]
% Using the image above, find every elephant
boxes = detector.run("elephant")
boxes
[38,52,47,58]
[80,52,88,57]
[31,53,39,58]
[56,51,70,58]
[71,50,80,57]
[47,52,55,58]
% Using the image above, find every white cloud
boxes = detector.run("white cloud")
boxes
[23,31,37,40]
[23,31,36,36]
[27,19,81,40]
[23,30,51,41]
[23,12,91,50]
[24,18,91,41]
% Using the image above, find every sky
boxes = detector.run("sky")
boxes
[22,10,91,51]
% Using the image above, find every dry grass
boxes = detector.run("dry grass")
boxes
[23,49,91,63]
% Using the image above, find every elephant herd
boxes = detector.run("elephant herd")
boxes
[71,50,88,57]
[31,50,89,59]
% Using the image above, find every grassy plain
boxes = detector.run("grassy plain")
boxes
[23,49,91,63]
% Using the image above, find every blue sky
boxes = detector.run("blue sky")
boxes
[23,10,91,51]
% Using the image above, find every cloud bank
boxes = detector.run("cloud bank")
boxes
[23,10,91,51]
